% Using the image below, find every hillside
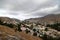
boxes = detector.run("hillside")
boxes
[0,25,42,40]
[25,14,60,24]
[0,17,21,26]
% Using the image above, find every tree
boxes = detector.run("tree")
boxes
[33,29,36,32]
[45,28,48,31]
[33,32,37,36]
[25,29,30,34]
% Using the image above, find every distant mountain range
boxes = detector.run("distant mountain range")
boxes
[0,14,60,25]
[25,14,60,24]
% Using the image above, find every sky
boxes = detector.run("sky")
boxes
[0,0,59,20]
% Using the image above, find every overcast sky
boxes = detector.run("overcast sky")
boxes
[0,0,59,20]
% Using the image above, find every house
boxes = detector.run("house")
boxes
[21,27,26,31]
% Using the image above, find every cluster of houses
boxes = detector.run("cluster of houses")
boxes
[19,22,60,40]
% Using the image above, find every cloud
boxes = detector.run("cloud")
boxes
[32,5,58,13]
[0,0,59,20]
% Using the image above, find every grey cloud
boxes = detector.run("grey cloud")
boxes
[0,0,59,20]
[28,0,58,12]
[0,0,58,12]
[9,13,19,15]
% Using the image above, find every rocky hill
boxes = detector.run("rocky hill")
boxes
[0,25,26,40]
[0,17,21,27]
[0,25,42,40]
[25,14,60,24]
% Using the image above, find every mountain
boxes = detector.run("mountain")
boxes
[25,14,60,24]
[0,17,21,26]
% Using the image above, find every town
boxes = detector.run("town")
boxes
[18,21,60,40]
[0,19,60,40]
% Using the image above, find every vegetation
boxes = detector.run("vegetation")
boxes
[42,34,60,40]
[25,29,30,34]
[46,23,60,31]
[45,28,48,31]
[33,32,37,36]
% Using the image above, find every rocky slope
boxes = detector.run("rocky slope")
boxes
[25,14,60,24]
[0,25,26,40]
[0,25,42,40]
[0,17,21,26]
